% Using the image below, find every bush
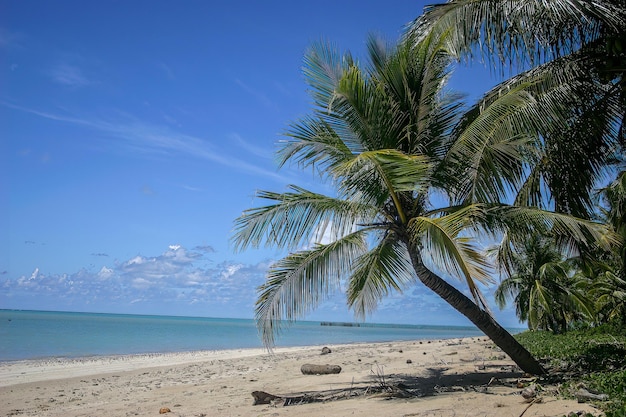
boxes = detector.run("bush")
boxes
[515,325,626,416]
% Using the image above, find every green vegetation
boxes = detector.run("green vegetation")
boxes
[494,234,594,333]
[516,326,626,416]
[495,170,626,332]
[410,0,625,221]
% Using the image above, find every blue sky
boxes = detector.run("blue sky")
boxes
[1,1,520,327]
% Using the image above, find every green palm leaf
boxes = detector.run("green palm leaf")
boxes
[347,233,415,319]
[278,116,353,175]
[256,232,368,347]
[337,149,433,222]
[409,0,624,68]
[409,205,493,308]
[487,205,619,253]
[232,186,373,252]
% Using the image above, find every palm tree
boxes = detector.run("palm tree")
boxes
[494,234,594,333]
[602,170,626,267]
[408,0,626,219]
[591,170,626,324]
[591,270,626,324]
[232,33,614,374]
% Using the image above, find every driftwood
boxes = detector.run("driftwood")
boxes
[252,390,323,406]
[575,388,608,402]
[251,384,416,406]
[301,364,342,375]
[252,391,286,405]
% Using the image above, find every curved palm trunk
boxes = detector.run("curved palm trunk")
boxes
[408,249,546,375]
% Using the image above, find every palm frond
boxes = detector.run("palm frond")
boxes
[514,160,548,208]
[332,63,403,153]
[232,186,373,252]
[278,116,354,174]
[408,206,493,309]
[447,65,583,203]
[347,233,415,319]
[486,205,620,254]
[256,231,368,347]
[494,275,522,309]
[337,149,433,220]
[408,0,625,69]
[303,41,354,112]
[381,33,459,156]
[505,54,624,216]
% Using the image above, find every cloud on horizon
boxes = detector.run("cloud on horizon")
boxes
[0,244,521,327]
[1,245,268,317]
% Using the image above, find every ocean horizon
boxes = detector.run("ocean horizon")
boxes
[0,309,502,362]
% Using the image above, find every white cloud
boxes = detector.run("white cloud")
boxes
[49,64,90,87]
[0,102,289,183]
[125,256,145,266]
[157,61,176,80]
[1,245,267,315]
[132,277,153,290]
[0,244,519,326]
[30,268,39,280]
[221,264,243,280]
[98,266,114,280]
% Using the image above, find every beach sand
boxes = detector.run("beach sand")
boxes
[0,338,601,417]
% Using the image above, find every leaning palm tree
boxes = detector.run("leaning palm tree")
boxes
[232,33,613,375]
[409,0,626,219]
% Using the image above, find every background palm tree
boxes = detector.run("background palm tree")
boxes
[601,171,626,265]
[591,170,626,324]
[233,33,614,374]
[591,270,626,324]
[493,234,594,333]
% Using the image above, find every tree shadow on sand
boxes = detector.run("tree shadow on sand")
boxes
[364,365,523,397]
[252,365,525,406]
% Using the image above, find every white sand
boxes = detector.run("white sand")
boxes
[0,338,601,416]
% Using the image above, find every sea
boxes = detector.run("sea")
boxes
[0,309,489,362]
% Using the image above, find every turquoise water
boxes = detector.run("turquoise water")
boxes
[0,310,487,361]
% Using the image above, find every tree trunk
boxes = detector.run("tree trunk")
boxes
[408,249,546,375]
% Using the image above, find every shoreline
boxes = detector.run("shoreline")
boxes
[0,337,601,417]
[0,334,482,377]
[0,344,322,388]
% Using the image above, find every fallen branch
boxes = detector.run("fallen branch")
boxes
[251,383,417,406]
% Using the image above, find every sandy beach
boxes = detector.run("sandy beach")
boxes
[0,338,601,417]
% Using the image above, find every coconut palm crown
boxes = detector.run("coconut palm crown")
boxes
[232,33,614,375]
[409,0,626,219]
